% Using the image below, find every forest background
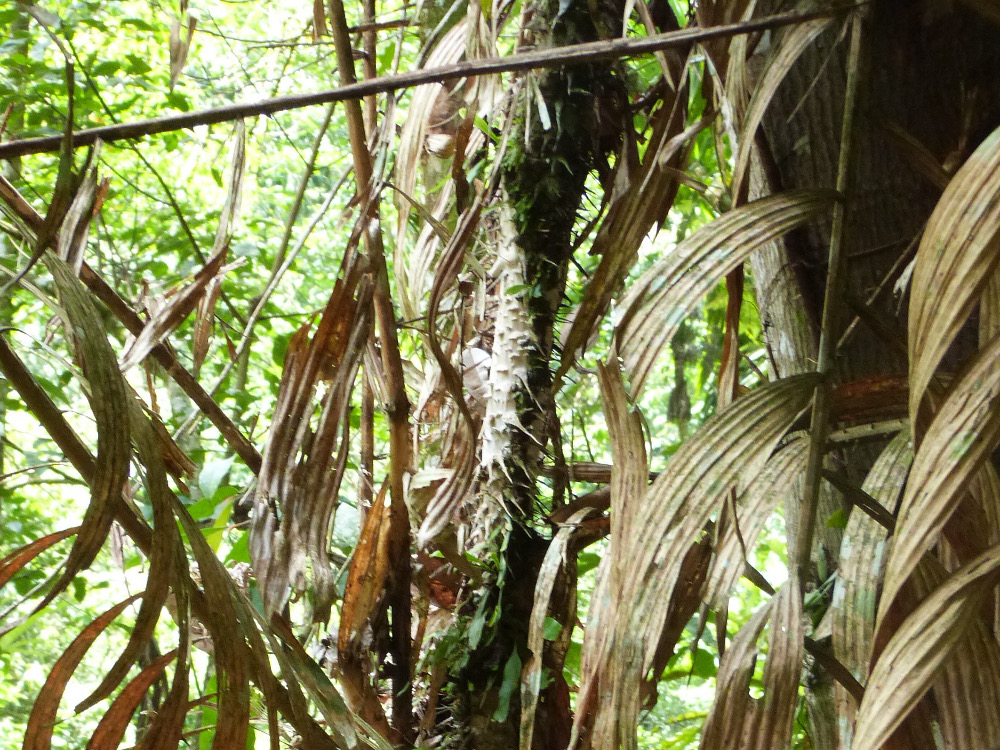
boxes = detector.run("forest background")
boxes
[2,0,1000,749]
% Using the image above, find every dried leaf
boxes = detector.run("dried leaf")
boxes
[584,374,817,750]
[169,15,197,91]
[251,267,373,620]
[830,431,912,746]
[23,593,142,750]
[121,123,244,372]
[705,437,807,609]
[878,333,1000,628]
[908,124,1000,421]
[171,496,250,750]
[700,597,772,749]
[85,650,178,750]
[853,544,1000,750]
[75,401,184,712]
[0,527,79,591]
[730,16,836,195]
[44,253,130,593]
[615,190,834,396]
[702,580,802,750]
[521,508,592,750]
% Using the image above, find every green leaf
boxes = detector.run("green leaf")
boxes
[543,616,563,641]
[492,649,522,723]
[199,456,236,499]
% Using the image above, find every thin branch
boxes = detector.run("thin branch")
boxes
[795,12,866,588]
[0,173,262,474]
[0,7,857,160]
[327,0,414,738]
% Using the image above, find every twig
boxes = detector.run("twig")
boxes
[0,7,856,160]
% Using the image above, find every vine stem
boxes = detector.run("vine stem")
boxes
[795,11,867,591]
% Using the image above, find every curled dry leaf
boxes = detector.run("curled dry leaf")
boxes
[43,253,130,598]
[908,124,1000,422]
[0,527,79,591]
[251,266,373,621]
[854,544,1000,750]
[615,190,834,396]
[830,430,911,746]
[521,507,593,750]
[84,650,178,749]
[554,81,693,383]
[705,436,807,609]
[75,400,185,712]
[729,15,836,196]
[701,579,802,750]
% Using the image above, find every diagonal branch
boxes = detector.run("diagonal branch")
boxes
[0,6,858,160]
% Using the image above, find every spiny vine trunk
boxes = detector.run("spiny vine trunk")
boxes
[451,2,629,748]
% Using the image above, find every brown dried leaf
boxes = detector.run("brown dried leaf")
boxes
[908,125,1000,421]
[170,496,250,750]
[554,93,697,383]
[0,527,79,590]
[192,275,222,374]
[76,400,185,712]
[584,374,817,750]
[521,507,593,750]
[830,430,911,745]
[169,15,196,92]
[23,593,142,750]
[702,580,802,750]
[84,650,178,749]
[615,190,834,396]
[121,122,244,372]
[700,597,772,749]
[251,266,373,620]
[705,436,807,609]
[854,544,1000,750]
[45,253,130,589]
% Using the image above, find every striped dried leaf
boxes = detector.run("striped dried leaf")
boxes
[700,596,772,749]
[0,527,79,591]
[702,580,802,750]
[854,544,1000,750]
[908,124,1000,421]
[121,122,244,372]
[615,191,834,396]
[586,374,816,750]
[520,507,592,750]
[171,496,250,749]
[45,253,130,591]
[912,557,1000,750]
[877,333,1000,629]
[555,87,694,382]
[730,16,836,195]
[85,650,178,749]
[830,430,911,746]
[251,267,373,620]
[705,436,807,609]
